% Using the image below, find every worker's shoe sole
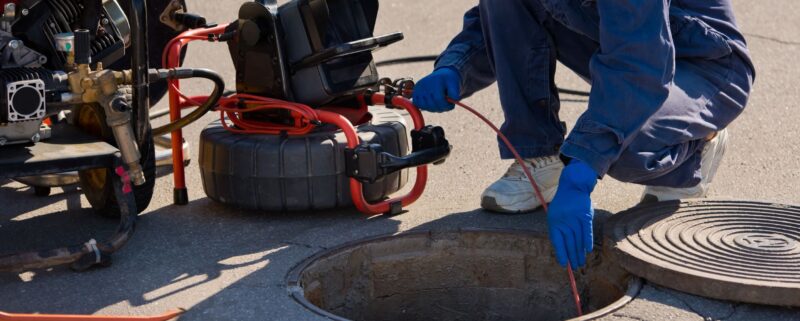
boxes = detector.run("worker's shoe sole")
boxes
[481,186,558,214]
[641,129,729,203]
[481,156,563,214]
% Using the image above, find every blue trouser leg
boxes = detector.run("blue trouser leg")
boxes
[479,0,586,159]
[480,0,753,187]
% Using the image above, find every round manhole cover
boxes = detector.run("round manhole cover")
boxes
[605,200,800,307]
[288,229,641,321]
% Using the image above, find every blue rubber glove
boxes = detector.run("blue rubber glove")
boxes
[547,159,598,270]
[412,67,461,112]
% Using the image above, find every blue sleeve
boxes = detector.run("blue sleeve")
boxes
[433,6,496,98]
[560,0,675,176]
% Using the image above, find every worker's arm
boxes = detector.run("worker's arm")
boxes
[434,6,495,98]
[549,0,675,269]
[413,6,495,112]
[559,0,675,176]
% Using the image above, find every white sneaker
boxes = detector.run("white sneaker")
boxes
[481,155,564,214]
[641,129,729,203]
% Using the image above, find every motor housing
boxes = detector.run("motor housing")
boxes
[0,0,131,145]
[0,68,67,145]
[13,0,131,69]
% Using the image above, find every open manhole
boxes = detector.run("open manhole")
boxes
[287,229,641,321]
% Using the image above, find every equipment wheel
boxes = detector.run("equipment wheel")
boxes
[199,108,409,212]
[75,103,156,216]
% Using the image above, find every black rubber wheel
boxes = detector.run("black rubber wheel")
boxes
[199,108,410,212]
[75,103,156,217]
[34,186,51,197]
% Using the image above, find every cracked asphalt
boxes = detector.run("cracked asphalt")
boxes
[1,0,799,320]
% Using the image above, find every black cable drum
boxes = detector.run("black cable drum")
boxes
[199,108,409,212]
[605,200,800,307]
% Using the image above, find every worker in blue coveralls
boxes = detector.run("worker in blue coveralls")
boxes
[412,0,755,269]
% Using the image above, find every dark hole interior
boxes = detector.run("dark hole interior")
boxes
[296,230,634,321]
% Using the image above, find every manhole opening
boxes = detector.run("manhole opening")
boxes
[289,230,638,321]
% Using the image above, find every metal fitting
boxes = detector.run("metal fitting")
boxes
[54,33,75,53]
[3,3,15,16]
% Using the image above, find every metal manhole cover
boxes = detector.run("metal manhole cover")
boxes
[605,200,800,307]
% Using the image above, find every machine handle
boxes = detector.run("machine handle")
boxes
[317,93,438,216]
[345,125,450,184]
[291,32,404,71]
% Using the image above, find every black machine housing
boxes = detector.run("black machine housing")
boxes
[225,0,452,187]
[227,0,402,106]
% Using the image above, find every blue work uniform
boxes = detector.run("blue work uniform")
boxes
[435,0,755,187]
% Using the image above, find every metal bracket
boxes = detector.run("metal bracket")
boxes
[159,0,188,32]
[345,125,451,184]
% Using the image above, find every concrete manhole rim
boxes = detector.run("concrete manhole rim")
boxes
[605,199,800,307]
[286,228,643,321]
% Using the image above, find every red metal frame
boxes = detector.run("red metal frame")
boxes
[164,27,429,215]
[318,93,428,215]
[163,24,228,198]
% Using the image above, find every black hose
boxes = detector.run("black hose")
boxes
[151,68,225,136]
[375,54,591,97]
[149,90,235,121]
[375,55,440,67]
[557,88,590,97]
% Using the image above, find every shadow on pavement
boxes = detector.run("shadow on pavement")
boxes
[0,185,616,320]
[0,188,399,317]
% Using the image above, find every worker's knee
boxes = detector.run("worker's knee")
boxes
[605,150,665,185]
[606,139,704,187]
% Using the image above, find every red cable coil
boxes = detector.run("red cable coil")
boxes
[215,94,320,136]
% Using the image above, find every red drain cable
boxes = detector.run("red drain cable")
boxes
[215,94,320,136]
[448,98,584,317]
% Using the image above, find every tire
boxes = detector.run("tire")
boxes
[75,103,156,217]
[199,108,410,212]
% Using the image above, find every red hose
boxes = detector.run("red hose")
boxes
[215,94,319,136]
[448,98,583,317]
[0,309,183,321]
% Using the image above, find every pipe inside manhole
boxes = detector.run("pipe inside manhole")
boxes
[287,229,641,321]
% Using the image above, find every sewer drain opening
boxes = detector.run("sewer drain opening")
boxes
[289,230,638,321]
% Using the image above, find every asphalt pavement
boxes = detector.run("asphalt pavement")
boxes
[0,0,798,320]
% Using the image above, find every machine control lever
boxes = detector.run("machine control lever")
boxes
[345,125,451,184]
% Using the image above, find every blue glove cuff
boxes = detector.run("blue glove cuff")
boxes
[560,159,598,192]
